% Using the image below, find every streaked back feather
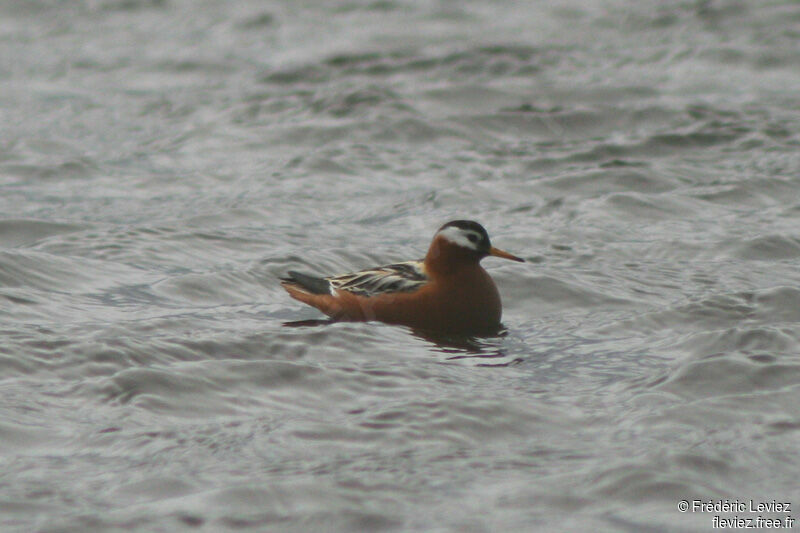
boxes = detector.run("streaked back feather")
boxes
[329,261,427,297]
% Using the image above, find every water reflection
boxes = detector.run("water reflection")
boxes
[413,326,522,366]
[282,318,336,328]
[283,318,520,365]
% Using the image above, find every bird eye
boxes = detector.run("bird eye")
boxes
[467,234,478,243]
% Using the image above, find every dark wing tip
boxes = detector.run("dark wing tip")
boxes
[282,271,331,295]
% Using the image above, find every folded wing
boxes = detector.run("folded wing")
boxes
[329,261,428,297]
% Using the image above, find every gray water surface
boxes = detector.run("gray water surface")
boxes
[2,1,800,531]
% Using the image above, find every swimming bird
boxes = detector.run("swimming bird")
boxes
[281,220,524,334]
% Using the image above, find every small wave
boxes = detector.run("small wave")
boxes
[523,275,634,311]
[261,44,558,86]
[729,235,800,261]
[152,271,272,305]
[0,219,84,248]
[655,351,800,400]
[0,249,106,291]
[541,168,676,195]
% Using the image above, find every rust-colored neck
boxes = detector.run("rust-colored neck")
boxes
[424,235,483,278]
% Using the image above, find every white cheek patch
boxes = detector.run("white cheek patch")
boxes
[436,226,481,251]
